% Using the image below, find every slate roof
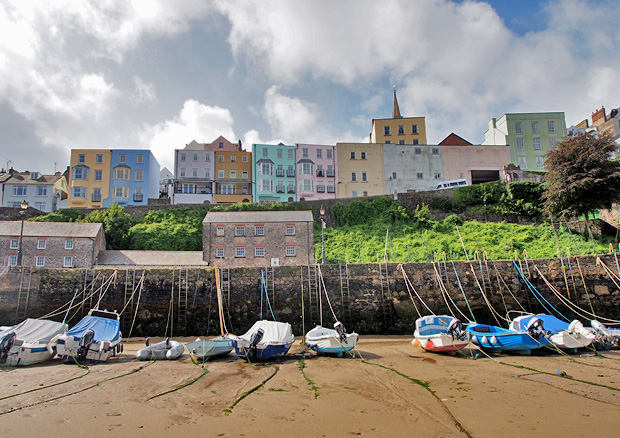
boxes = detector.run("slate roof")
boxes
[204,210,314,224]
[0,221,103,238]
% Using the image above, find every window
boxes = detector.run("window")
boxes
[114,168,130,180]
[351,172,357,182]
[235,226,245,236]
[519,156,527,169]
[262,148,268,158]
[36,256,45,267]
[288,149,294,159]
[259,163,272,176]
[78,154,85,163]
[182,184,195,194]
[119,154,126,163]
[180,153,186,161]
[192,168,198,178]
[205,154,211,162]
[285,225,295,235]
[399,140,405,145]
[398,125,404,135]
[547,121,555,133]
[286,245,296,257]
[550,137,557,149]
[114,186,129,198]
[363,191,368,197]
[516,138,525,150]
[316,165,323,176]
[277,149,283,158]
[65,240,74,250]
[287,182,295,193]
[31,172,39,179]
[96,154,103,163]
[302,148,308,158]
[536,156,545,169]
[218,170,224,179]
[10,239,18,249]
[412,139,419,145]
[417,172,424,180]
[8,255,17,266]
[216,226,224,236]
[327,149,333,159]
[301,163,312,175]
[316,149,322,159]
[411,125,418,134]
[350,151,356,159]
[259,179,273,192]
[218,155,225,162]
[193,153,198,161]
[361,151,366,160]
[392,172,397,180]
[362,172,367,182]
[531,121,539,134]
[242,155,248,162]
[72,167,88,180]
[327,181,335,193]
[533,137,541,150]
[432,148,440,155]
[220,185,235,195]
[327,165,334,177]
[180,168,186,177]
[38,239,46,249]
[12,185,27,196]
[36,186,47,196]
[255,246,265,257]
[242,171,248,179]
[352,191,358,197]
[235,247,245,258]
[231,155,236,162]
[205,169,211,178]
[384,126,391,135]
[219,142,224,148]
[385,140,391,144]
[133,188,143,202]
[94,170,103,181]
[230,170,236,179]
[255,225,264,236]
[301,179,313,191]
[515,122,522,134]
[415,147,422,155]
[35,202,46,211]
[92,188,101,202]
[72,187,86,198]
[137,154,144,164]
[434,172,441,180]
[135,169,144,181]
[216,247,224,258]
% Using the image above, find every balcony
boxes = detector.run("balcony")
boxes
[276,170,284,177]
[276,188,285,193]
[316,170,324,177]
[287,188,295,194]
[287,170,296,177]
[317,185,325,193]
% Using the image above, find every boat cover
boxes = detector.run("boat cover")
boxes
[6,319,67,343]
[239,320,294,344]
[66,316,120,342]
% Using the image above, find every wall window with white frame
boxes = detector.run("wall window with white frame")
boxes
[533,137,541,150]
[218,155,224,162]
[384,126,390,135]
[78,154,85,163]
[327,149,332,159]
[204,169,211,178]
[516,137,525,150]
[412,124,418,134]
[285,245,296,256]
[36,256,45,267]
[413,139,419,145]
[8,255,17,266]
[414,147,422,155]
[72,167,88,180]
[399,140,405,145]
[235,226,245,236]
[277,149,283,158]
[72,187,86,198]
[363,191,368,196]
[63,256,73,267]
[350,151,356,159]
[262,148,268,158]
[300,163,312,175]
[351,172,357,182]
[135,169,144,181]
[258,179,273,192]
[38,239,46,249]
[119,154,126,163]
[242,171,248,179]
[285,225,295,235]
[361,151,366,159]
[230,170,237,179]
[136,154,144,163]
[205,154,211,162]
[547,121,555,133]
[352,191,358,197]
[231,155,236,162]
[301,179,313,191]
[10,239,18,249]
[192,153,198,161]
[216,247,224,258]
[398,125,404,135]
[316,149,322,158]
[536,156,545,169]
[36,186,48,196]
[362,172,367,182]
[550,137,557,149]
[515,122,522,134]
[182,184,195,194]
[519,156,527,169]
[216,226,224,236]
[235,246,245,258]
[432,148,440,155]
[242,155,248,162]
[114,186,129,198]
[114,168,130,180]
[94,170,103,181]
[180,153,186,161]
[417,172,424,180]
[531,121,539,134]
[255,246,265,257]
[302,148,308,158]
[218,170,224,178]
[96,154,103,163]
[35,202,46,211]
[255,225,264,236]
[179,168,186,177]
[65,239,73,250]
[288,149,294,159]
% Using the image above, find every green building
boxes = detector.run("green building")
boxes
[252,143,297,203]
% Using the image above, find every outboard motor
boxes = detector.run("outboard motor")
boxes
[526,317,547,340]
[447,319,466,341]
[145,337,150,347]
[0,331,16,364]
[248,328,264,357]
[334,321,347,343]
[77,329,95,361]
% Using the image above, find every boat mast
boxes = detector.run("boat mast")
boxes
[214,261,226,336]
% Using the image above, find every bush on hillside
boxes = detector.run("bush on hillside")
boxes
[29,209,85,222]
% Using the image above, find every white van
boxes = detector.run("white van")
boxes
[432,179,468,190]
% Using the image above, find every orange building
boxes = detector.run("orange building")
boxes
[214,149,253,204]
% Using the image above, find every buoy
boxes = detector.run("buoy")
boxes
[412,338,420,347]
[490,336,498,345]
[425,340,435,350]
[471,335,478,344]
[481,336,488,344]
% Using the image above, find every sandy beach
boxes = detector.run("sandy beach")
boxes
[1,336,619,437]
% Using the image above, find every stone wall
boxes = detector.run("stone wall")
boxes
[1,255,619,337]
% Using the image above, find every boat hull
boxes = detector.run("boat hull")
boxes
[233,320,295,360]
[186,336,234,361]
[305,326,358,357]
[233,340,291,359]
[1,344,55,367]
[509,314,594,351]
[467,323,547,355]
[413,315,470,355]
[56,337,122,363]
[0,319,68,367]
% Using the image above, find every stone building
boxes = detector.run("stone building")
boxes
[0,221,105,268]
[202,211,315,267]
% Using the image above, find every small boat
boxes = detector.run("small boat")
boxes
[590,320,620,349]
[412,315,470,355]
[0,318,68,367]
[305,322,358,357]
[136,338,184,361]
[233,320,295,360]
[466,317,548,355]
[186,261,234,361]
[56,309,123,363]
[509,312,594,352]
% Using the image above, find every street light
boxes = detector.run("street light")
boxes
[17,200,28,266]
[483,196,488,223]
[319,205,326,264]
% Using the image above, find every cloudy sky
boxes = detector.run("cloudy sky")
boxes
[1,0,619,174]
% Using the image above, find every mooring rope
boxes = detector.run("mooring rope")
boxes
[398,264,433,316]
[513,261,570,322]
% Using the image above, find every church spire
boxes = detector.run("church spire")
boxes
[393,86,402,119]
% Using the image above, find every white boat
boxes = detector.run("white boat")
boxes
[136,338,184,361]
[56,309,123,363]
[0,318,68,367]
[413,315,470,355]
[590,320,620,348]
[508,313,595,352]
[233,320,295,360]
[305,322,358,357]
[186,261,234,361]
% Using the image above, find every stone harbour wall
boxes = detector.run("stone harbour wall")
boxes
[1,254,619,337]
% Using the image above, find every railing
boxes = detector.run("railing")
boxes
[287,188,295,193]
[317,186,325,193]
[133,194,144,202]
[276,188,285,193]
[276,170,284,177]
[91,194,101,202]
[287,170,296,177]
[316,170,324,177]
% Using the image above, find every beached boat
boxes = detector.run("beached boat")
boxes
[466,318,548,355]
[186,262,234,361]
[305,322,358,357]
[509,312,594,352]
[0,318,68,367]
[412,315,470,355]
[136,338,184,361]
[56,309,122,363]
[590,320,620,348]
[233,320,295,360]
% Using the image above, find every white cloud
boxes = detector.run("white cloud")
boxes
[132,77,157,102]
[140,99,236,169]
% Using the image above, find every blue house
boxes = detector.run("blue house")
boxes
[105,150,160,207]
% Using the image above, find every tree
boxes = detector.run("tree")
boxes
[84,203,135,249]
[542,132,620,239]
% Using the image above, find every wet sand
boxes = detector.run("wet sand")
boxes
[1,336,619,437]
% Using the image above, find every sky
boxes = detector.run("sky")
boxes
[1,0,619,174]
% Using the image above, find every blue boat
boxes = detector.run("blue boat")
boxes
[508,312,594,352]
[233,320,295,360]
[466,318,548,355]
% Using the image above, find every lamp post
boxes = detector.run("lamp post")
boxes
[17,200,28,266]
[319,205,326,264]
[483,196,488,223]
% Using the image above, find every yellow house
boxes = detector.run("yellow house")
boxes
[67,149,112,208]
[370,90,427,145]
[336,143,385,198]
[213,150,253,204]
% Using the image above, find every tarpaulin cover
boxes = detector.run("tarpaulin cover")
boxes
[2,319,67,344]
[66,316,120,342]
[239,320,294,345]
